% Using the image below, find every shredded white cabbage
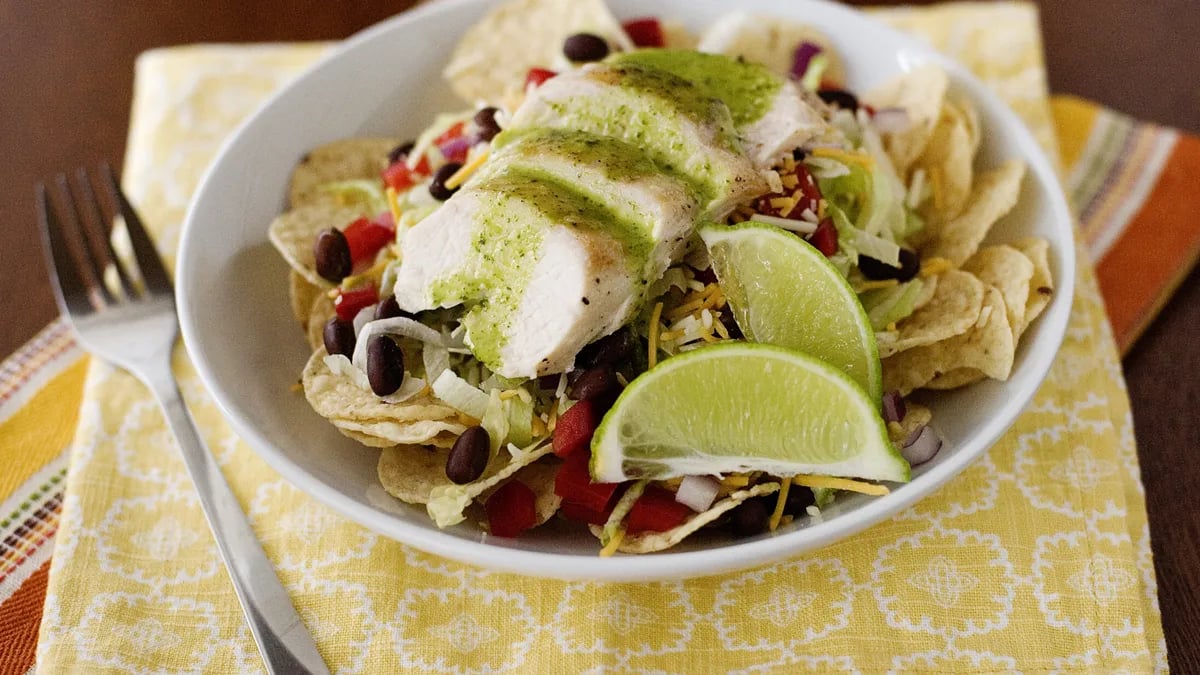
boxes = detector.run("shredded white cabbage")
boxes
[431,370,489,419]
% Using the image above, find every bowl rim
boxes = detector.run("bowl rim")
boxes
[177,0,1075,581]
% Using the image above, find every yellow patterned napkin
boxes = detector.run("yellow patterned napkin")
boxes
[37,4,1166,672]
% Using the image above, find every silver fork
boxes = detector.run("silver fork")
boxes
[38,165,330,675]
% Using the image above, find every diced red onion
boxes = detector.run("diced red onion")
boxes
[882,390,906,423]
[872,107,912,134]
[790,42,823,80]
[675,475,720,512]
[438,136,473,163]
[901,425,942,466]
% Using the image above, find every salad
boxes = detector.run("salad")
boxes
[268,0,1053,554]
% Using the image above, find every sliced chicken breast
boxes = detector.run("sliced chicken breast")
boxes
[508,62,766,219]
[393,170,647,377]
[485,127,698,282]
[609,49,826,169]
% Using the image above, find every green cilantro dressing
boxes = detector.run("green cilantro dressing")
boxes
[610,49,782,127]
[430,169,654,370]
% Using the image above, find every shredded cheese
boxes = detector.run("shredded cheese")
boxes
[768,476,792,532]
[648,301,664,369]
[885,321,897,332]
[386,186,402,223]
[531,415,547,438]
[445,149,490,190]
[791,475,890,496]
[498,389,521,401]
[712,317,731,340]
[598,529,625,557]
[854,279,899,293]
[811,147,875,169]
[919,257,955,277]
[721,475,750,488]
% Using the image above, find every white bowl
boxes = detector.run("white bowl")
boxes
[178,0,1074,581]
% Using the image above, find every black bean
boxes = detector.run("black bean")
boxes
[313,228,352,282]
[387,140,416,164]
[858,248,921,282]
[473,107,501,142]
[728,497,771,538]
[576,328,635,368]
[818,89,859,111]
[374,295,410,321]
[783,486,816,517]
[563,33,609,62]
[446,425,490,484]
[429,162,463,201]
[569,365,618,401]
[322,318,356,357]
[367,336,405,396]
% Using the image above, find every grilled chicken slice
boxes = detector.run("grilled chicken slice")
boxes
[609,49,826,169]
[393,170,646,378]
[484,127,698,283]
[507,62,766,219]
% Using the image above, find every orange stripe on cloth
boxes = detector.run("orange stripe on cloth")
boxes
[0,558,50,674]
[0,356,88,499]
[1097,132,1200,353]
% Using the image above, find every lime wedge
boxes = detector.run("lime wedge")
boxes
[699,222,882,402]
[591,342,908,483]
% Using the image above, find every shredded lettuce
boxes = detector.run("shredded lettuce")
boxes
[814,487,836,508]
[481,389,508,454]
[319,179,388,215]
[504,393,534,449]
[860,278,925,330]
[800,54,829,92]
[427,485,472,528]
[431,370,489,419]
[600,480,648,547]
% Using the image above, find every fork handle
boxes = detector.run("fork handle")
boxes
[147,372,330,675]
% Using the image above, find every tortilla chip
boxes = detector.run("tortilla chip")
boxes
[924,367,985,390]
[268,203,368,287]
[920,160,1026,265]
[377,441,552,508]
[883,286,1015,395]
[888,401,932,445]
[288,138,398,209]
[305,291,336,352]
[695,13,845,84]
[915,97,980,221]
[877,270,984,358]
[289,269,322,328]
[302,349,465,445]
[443,0,633,104]
[863,65,948,176]
[1012,237,1054,339]
[596,482,781,554]
[911,273,939,311]
[962,245,1035,339]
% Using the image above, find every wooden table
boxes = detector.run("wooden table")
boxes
[3,0,1197,669]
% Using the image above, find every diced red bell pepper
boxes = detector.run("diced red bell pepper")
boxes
[806,217,838,257]
[343,217,395,266]
[334,283,378,322]
[558,500,612,526]
[554,450,621,514]
[382,161,419,192]
[622,18,665,47]
[625,486,693,534]
[525,68,557,89]
[552,399,598,458]
[486,480,538,538]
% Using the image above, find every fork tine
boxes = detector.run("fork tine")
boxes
[55,174,115,304]
[37,183,98,319]
[99,163,173,294]
[75,168,138,298]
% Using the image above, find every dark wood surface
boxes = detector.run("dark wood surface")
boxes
[3,1,1197,669]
